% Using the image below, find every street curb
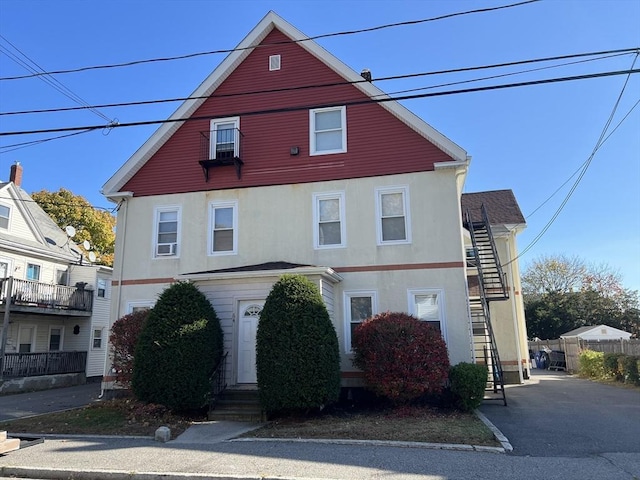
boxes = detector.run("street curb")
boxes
[475,410,513,452]
[6,431,153,441]
[231,436,505,453]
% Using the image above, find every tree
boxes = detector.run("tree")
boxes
[31,188,115,266]
[132,282,223,411]
[521,254,586,298]
[109,309,149,387]
[256,275,341,414]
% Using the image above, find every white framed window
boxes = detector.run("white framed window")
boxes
[313,192,346,249]
[18,325,36,353]
[56,269,68,285]
[376,186,411,245]
[97,278,108,298]
[208,201,238,255]
[344,291,377,352]
[127,301,155,314]
[269,54,281,71]
[153,206,181,258]
[49,326,64,351]
[408,289,446,340]
[310,106,347,155]
[210,117,240,160]
[0,258,11,279]
[0,204,10,230]
[26,263,41,281]
[92,328,103,349]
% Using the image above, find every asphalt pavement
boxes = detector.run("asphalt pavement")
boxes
[0,371,639,479]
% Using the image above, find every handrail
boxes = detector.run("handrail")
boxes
[209,352,228,410]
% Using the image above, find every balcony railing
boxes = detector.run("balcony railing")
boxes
[0,277,93,313]
[199,128,244,181]
[1,351,87,378]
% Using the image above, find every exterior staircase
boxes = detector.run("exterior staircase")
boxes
[464,204,509,406]
[208,388,264,422]
[0,431,20,454]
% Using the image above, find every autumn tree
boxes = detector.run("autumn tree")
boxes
[32,188,115,266]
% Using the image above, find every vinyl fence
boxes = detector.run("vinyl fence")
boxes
[528,338,640,373]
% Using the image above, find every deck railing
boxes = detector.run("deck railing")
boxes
[1,351,87,378]
[0,277,93,312]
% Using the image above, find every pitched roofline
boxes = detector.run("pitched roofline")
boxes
[102,11,467,197]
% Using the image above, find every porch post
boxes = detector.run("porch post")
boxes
[0,276,14,381]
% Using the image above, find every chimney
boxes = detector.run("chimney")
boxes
[10,162,23,187]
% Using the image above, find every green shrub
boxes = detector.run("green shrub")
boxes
[448,362,488,411]
[109,309,150,387]
[256,275,341,414]
[352,312,450,404]
[578,350,604,379]
[603,353,624,380]
[132,282,223,411]
[619,355,640,385]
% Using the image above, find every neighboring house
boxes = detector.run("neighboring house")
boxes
[0,163,112,393]
[561,325,632,341]
[101,12,529,396]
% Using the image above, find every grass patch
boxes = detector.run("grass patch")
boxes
[0,398,206,437]
[242,405,499,446]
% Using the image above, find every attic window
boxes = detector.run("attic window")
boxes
[0,204,9,229]
[269,55,281,71]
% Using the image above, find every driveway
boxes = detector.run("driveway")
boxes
[480,369,640,457]
[0,382,101,422]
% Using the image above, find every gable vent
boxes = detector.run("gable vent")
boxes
[269,54,281,71]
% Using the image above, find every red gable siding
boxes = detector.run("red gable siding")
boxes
[123,29,454,197]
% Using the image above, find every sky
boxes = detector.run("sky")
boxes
[0,0,639,291]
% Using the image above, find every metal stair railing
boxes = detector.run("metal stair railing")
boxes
[209,352,228,411]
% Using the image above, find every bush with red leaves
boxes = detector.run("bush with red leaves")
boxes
[109,310,149,386]
[352,311,450,404]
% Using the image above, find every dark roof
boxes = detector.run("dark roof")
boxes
[461,189,525,225]
[184,261,313,276]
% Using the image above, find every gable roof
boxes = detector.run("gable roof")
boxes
[461,189,525,226]
[0,182,80,262]
[561,325,632,338]
[102,11,467,198]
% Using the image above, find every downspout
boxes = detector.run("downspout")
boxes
[99,194,131,398]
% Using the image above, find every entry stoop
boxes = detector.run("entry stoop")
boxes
[0,431,20,454]
[209,388,265,422]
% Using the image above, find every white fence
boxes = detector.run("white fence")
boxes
[528,338,640,373]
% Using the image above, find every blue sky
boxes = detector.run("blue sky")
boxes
[1,0,639,291]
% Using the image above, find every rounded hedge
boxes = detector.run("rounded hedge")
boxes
[132,282,223,411]
[256,274,341,414]
[352,311,450,404]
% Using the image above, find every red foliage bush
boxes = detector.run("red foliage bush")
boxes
[352,311,450,404]
[109,310,149,386]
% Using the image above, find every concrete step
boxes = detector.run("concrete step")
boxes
[209,389,263,422]
[0,431,20,454]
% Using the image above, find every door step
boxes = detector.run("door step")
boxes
[209,388,264,422]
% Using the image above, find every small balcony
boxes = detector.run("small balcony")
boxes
[199,127,244,181]
[0,277,93,316]
[1,351,87,378]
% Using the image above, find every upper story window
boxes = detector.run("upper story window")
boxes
[97,278,107,298]
[154,206,181,258]
[345,291,377,352]
[376,186,411,245]
[26,263,40,281]
[269,54,281,71]
[56,269,68,286]
[210,117,240,160]
[0,204,10,230]
[209,200,238,255]
[310,106,347,155]
[408,289,445,338]
[313,192,346,249]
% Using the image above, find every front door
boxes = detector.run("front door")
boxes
[237,300,264,384]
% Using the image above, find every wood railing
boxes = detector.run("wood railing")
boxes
[0,277,93,313]
[1,351,87,378]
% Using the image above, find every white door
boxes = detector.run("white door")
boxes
[237,300,264,384]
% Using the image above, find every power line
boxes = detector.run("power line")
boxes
[0,0,540,81]
[2,47,635,118]
[2,67,638,138]
[0,129,95,153]
[502,53,639,268]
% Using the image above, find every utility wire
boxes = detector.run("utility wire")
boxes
[0,0,540,81]
[3,47,635,117]
[0,35,114,124]
[2,67,638,137]
[0,130,95,153]
[502,53,639,268]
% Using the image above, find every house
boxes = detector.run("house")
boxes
[561,325,633,341]
[0,163,112,394]
[101,12,530,399]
